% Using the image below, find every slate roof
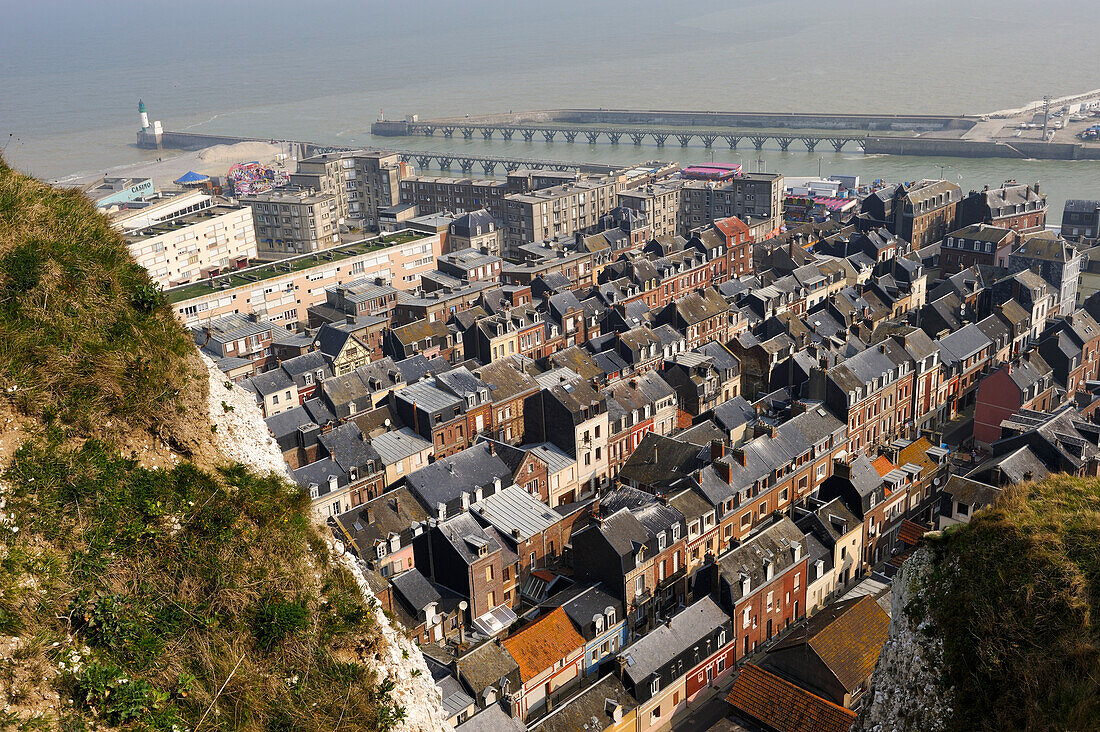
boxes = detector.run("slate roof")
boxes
[474,358,539,401]
[333,488,428,556]
[318,422,381,474]
[618,432,704,491]
[471,485,562,542]
[727,664,857,732]
[501,607,585,683]
[405,443,513,513]
[767,595,890,691]
[713,396,757,433]
[718,515,806,594]
[390,569,441,615]
[455,706,525,732]
[942,475,1001,509]
[620,597,729,687]
[541,583,623,641]
[529,673,636,732]
[437,511,504,566]
[967,445,1050,485]
[456,641,521,699]
[371,427,432,466]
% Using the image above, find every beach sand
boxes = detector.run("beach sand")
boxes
[58,141,295,191]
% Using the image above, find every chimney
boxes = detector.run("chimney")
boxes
[511,528,521,539]
[732,448,747,467]
[346,314,356,325]
[487,441,496,456]
[714,459,732,483]
[710,439,725,462]
[659,493,670,506]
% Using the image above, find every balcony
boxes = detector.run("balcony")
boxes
[657,566,687,591]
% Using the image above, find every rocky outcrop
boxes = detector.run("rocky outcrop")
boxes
[856,547,952,732]
[203,355,451,732]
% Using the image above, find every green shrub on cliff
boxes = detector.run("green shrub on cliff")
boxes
[0,157,400,731]
[925,475,1100,731]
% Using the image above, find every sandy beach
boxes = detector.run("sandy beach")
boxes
[56,140,295,192]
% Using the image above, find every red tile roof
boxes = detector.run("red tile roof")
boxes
[727,665,857,732]
[871,455,895,477]
[501,607,585,683]
[714,216,750,239]
[897,519,929,547]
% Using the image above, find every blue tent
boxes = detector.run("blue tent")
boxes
[174,170,210,185]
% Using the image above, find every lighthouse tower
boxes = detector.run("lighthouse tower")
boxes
[139,99,150,131]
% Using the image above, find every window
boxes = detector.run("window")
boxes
[717,657,726,673]
[651,678,661,695]
[718,630,726,646]
[651,706,661,723]
[485,565,493,582]
[767,591,774,612]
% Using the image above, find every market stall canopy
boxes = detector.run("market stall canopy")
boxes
[174,170,210,185]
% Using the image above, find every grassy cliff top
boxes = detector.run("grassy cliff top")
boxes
[919,475,1100,731]
[0,157,201,441]
[0,159,402,731]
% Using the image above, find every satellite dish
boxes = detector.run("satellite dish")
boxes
[385,418,392,428]
[933,477,942,486]
[428,613,440,626]
[459,600,468,611]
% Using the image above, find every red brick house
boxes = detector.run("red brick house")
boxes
[974,355,1055,449]
[694,516,809,660]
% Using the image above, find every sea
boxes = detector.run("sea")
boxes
[3,0,1099,220]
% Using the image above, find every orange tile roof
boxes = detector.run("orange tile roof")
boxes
[871,455,895,477]
[770,595,890,692]
[727,665,857,732]
[897,519,929,547]
[714,216,750,239]
[897,436,937,475]
[501,606,585,683]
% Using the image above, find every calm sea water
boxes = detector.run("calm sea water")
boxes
[3,0,1099,218]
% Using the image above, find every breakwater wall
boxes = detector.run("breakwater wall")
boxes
[404,108,968,133]
[864,136,1100,160]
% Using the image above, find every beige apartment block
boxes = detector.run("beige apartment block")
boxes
[290,152,349,222]
[239,188,341,260]
[618,181,684,240]
[166,231,441,329]
[342,151,410,231]
[503,177,622,258]
[121,197,256,288]
[680,173,785,236]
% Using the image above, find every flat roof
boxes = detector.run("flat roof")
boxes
[125,204,249,242]
[165,230,426,304]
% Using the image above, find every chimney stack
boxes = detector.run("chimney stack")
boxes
[732,448,747,467]
[710,439,725,462]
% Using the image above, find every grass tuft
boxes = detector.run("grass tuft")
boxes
[927,475,1100,731]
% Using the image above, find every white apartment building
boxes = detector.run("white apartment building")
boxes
[118,192,256,288]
